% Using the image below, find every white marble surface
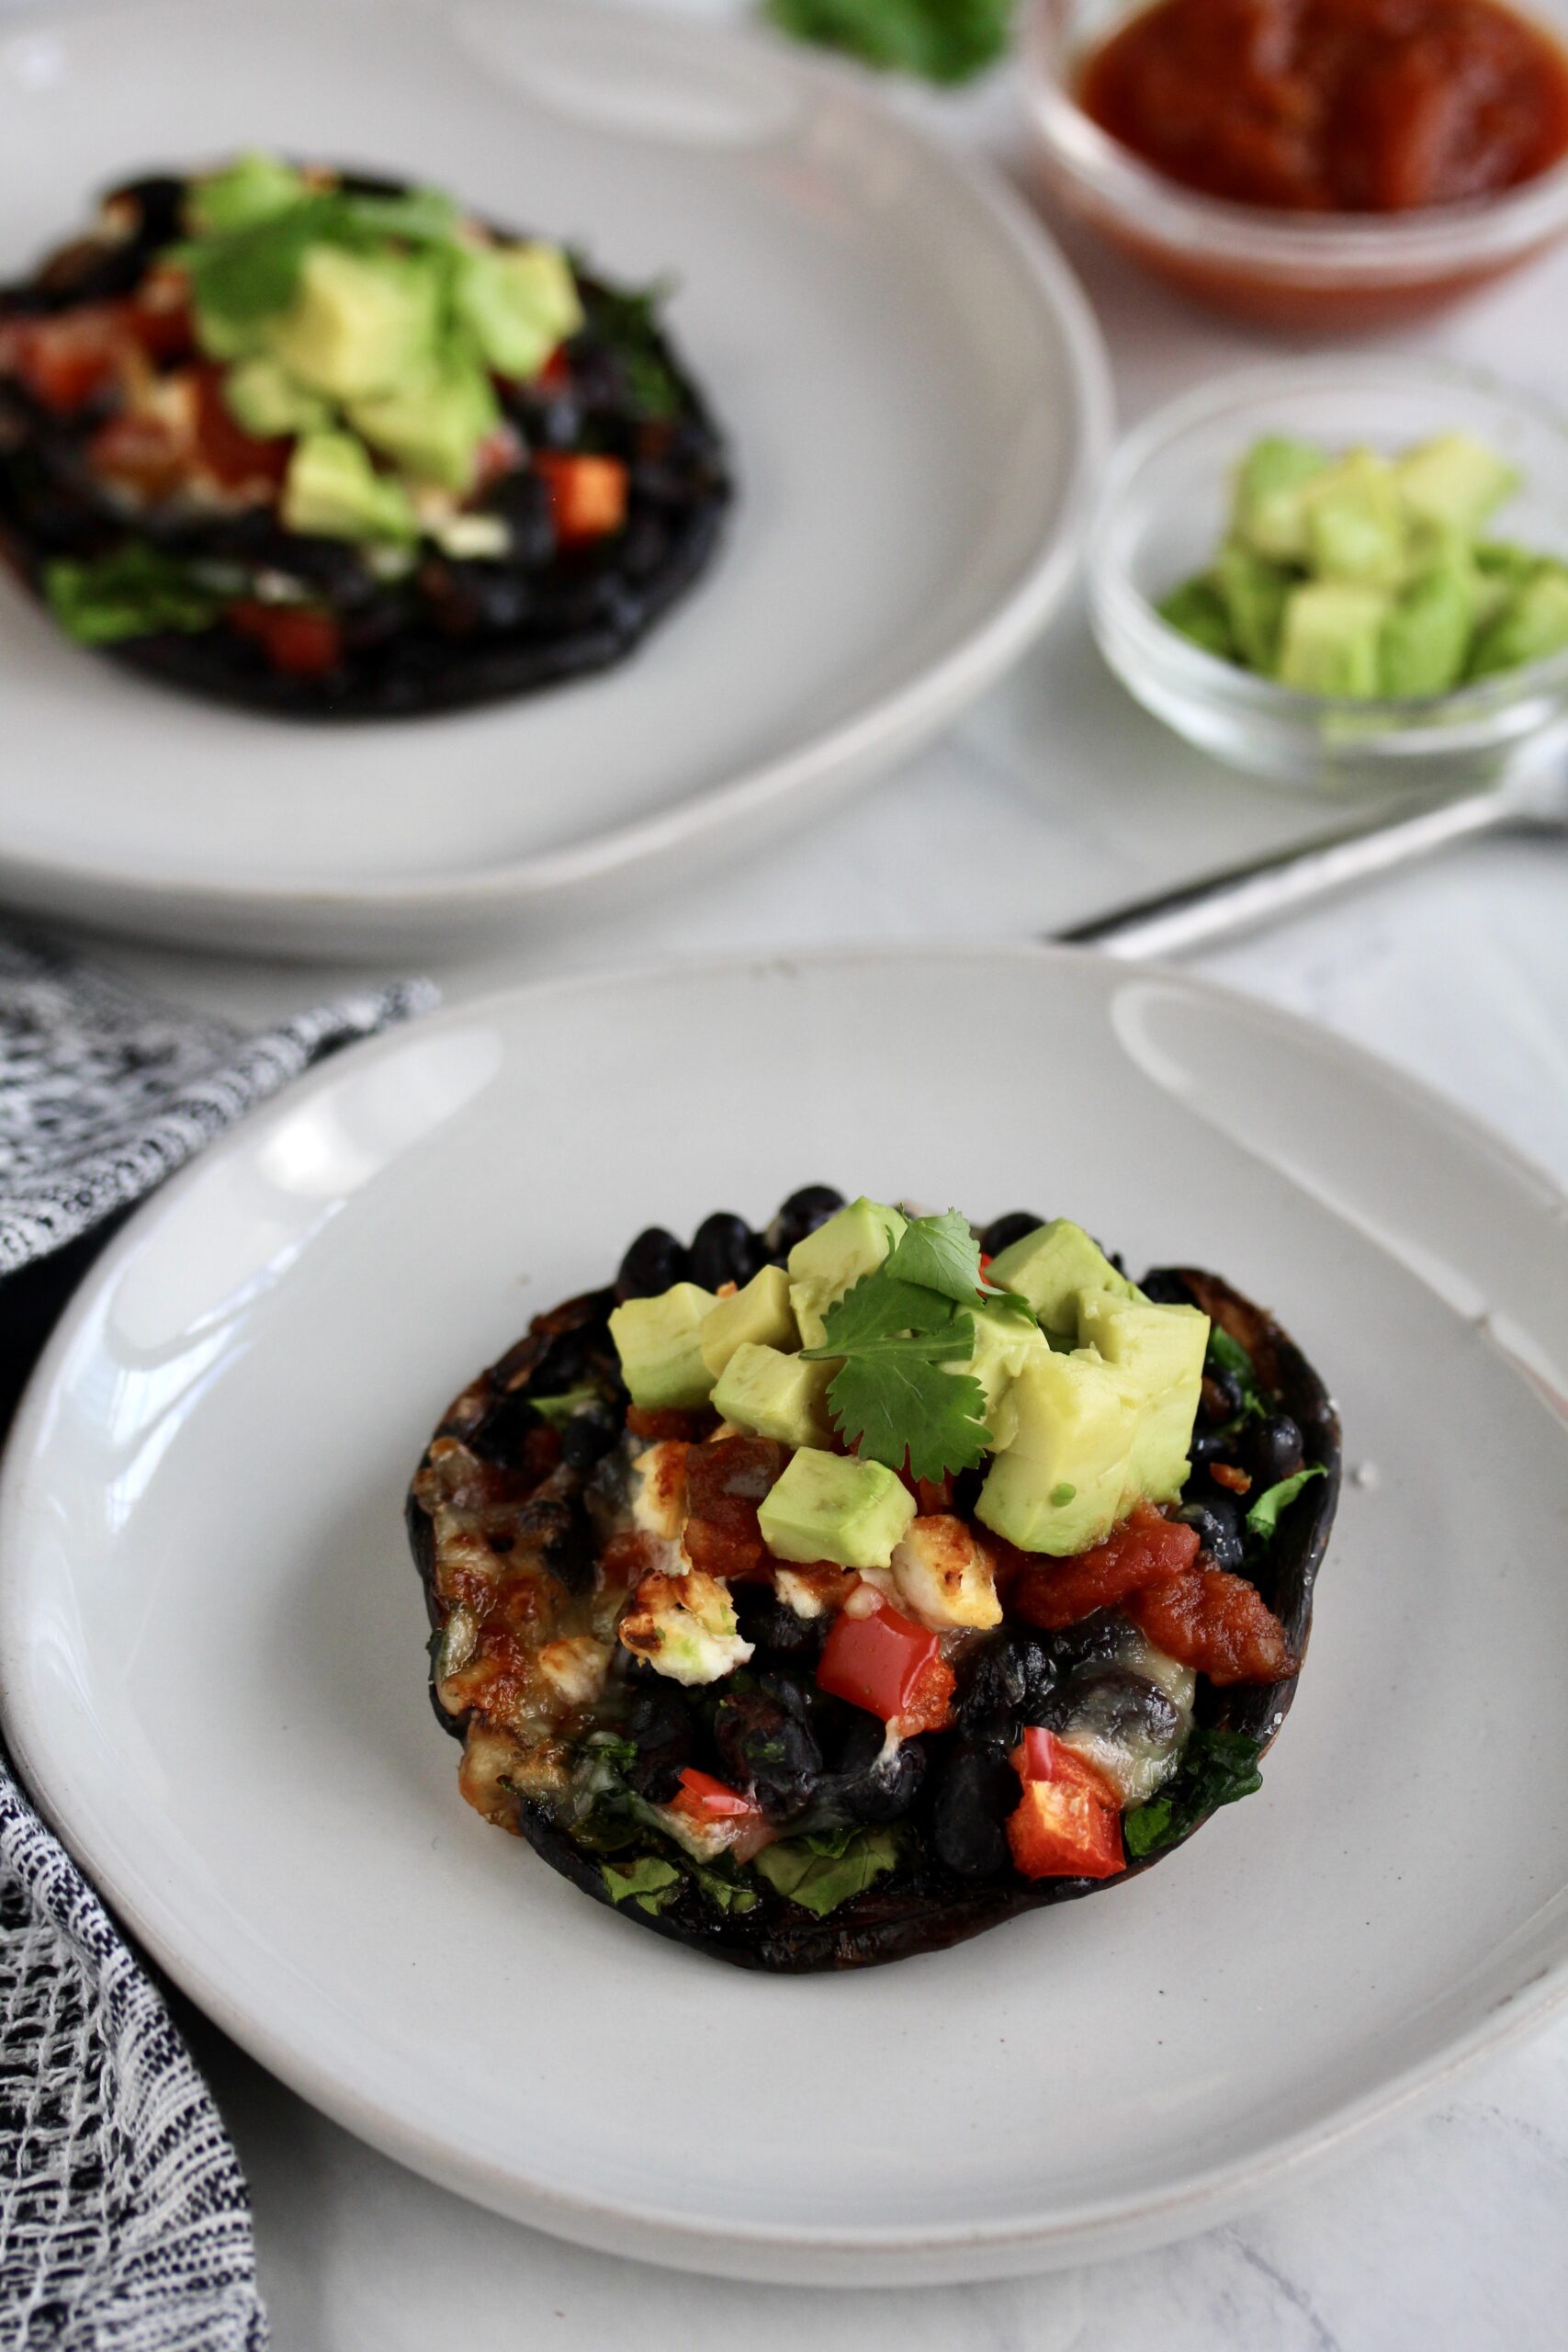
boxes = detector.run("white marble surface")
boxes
[9,1,1568,2342]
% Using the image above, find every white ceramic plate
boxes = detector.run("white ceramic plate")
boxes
[6,948,1568,2286]
[0,0,1106,956]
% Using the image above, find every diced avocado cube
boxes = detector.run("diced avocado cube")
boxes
[710,1343,834,1451]
[1468,568,1568,678]
[787,1197,907,1350]
[187,152,306,237]
[700,1265,798,1378]
[265,247,440,402]
[1232,435,1328,563]
[1276,581,1389,697]
[1156,576,1236,662]
[454,243,583,380]
[223,356,331,440]
[985,1219,1140,1351]
[1379,562,1474,699]
[966,1297,1050,1448]
[757,1448,915,1570]
[1076,1293,1209,1504]
[975,1350,1141,1557]
[607,1282,717,1410]
[279,433,417,545]
[1213,540,1292,673]
[1396,433,1517,537]
[348,361,500,492]
[1300,450,1407,586]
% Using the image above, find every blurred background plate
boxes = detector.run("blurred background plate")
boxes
[0,0,1107,955]
[5,948,1568,2284]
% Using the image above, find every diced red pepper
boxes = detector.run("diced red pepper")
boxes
[818,1593,954,1733]
[1014,1725,1121,1805]
[671,1768,756,1821]
[1007,1728,1124,1881]
[537,345,571,390]
[668,1767,772,1860]
[534,451,627,545]
[1008,1502,1201,1631]
[227,601,344,678]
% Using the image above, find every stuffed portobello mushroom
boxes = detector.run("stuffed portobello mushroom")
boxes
[407,1190,1340,1972]
[0,153,730,716]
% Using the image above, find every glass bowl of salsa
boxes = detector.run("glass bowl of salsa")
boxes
[1086,358,1568,793]
[1024,0,1568,328]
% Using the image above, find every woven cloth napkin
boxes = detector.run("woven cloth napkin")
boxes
[0,929,434,2350]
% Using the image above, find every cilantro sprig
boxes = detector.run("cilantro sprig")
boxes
[800,1210,1021,1483]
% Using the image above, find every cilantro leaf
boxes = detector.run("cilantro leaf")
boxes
[1246,1464,1325,1540]
[763,0,1013,85]
[181,183,463,337]
[827,1349,990,1482]
[1123,1729,1264,1857]
[886,1209,985,1304]
[802,1254,992,1480]
[754,1827,899,1915]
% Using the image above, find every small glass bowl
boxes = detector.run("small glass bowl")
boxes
[1085,359,1568,796]
[1022,0,1568,331]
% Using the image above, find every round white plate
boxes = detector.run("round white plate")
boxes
[0,0,1106,956]
[6,948,1568,2286]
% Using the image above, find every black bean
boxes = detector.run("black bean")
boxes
[715,1690,822,1821]
[480,466,558,566]
[559,1405,618,1471]
[832,1715,927,1825]
[1065,1666,1180,1753]
[1243,1412,1305,1487]
[931,1745,1019,1878]
[688,1211,766,1291]
[625,1684,693,1802]
[468,1391,542,1465]
[980,1211,1045,1257]
[1189,1424,1235,1466]
[615,1226,688,1301]
[1044,1609,1128,1674]
[765,1185,844,1260]
[730,1582,825,1663]
[954,1630,1058,1744]
[1200,1364,1245,1424]
[1175,1493,1245,1570]
[1140,1268,1196,1307]
[511,1487,594,1594]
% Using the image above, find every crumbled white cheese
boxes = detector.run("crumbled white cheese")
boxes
[631,1441,688,1543]
[536,1636,611,1709]
[619,1567,752,1687]
[888,1515,1002,1632]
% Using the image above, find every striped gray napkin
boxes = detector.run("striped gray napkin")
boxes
[0,929,434,2349]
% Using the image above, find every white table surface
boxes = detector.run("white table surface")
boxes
[12,2,1568,2342]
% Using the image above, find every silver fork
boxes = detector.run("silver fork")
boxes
[1052,778,1567,959]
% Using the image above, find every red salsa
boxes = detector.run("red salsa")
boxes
[1080,0,1568,212]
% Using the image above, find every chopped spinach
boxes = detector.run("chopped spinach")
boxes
[1123,1729,1264,1858]
[581,278,682,420]
[601,1857,682,1915]
[44,547,225,644]
[755,1826,898,1916]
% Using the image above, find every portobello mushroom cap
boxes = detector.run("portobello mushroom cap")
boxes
[407,1257,1340,1972]
[0,167,731,718]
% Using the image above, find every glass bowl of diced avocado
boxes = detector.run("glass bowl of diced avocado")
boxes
[1086,359,1568,794]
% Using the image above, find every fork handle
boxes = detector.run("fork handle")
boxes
[1052,789,1518,960]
